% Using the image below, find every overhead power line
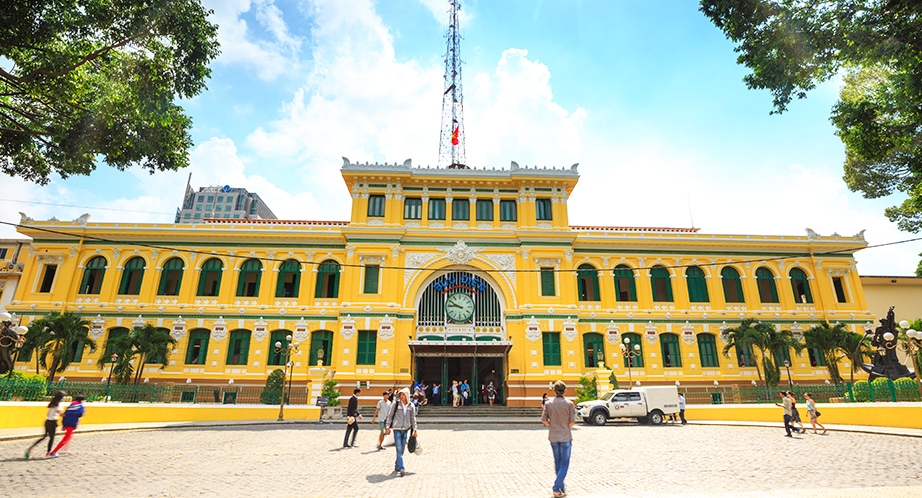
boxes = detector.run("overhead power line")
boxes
[0,198,175,216]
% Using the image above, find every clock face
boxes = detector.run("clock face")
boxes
[445,293,475,322]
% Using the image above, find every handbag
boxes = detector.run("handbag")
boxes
[814,410,821,417]
[407,434,417,453]
[346,416,355,424]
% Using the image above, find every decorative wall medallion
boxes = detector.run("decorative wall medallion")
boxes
[341,314,356,341]
[90,315,105,340]
[441,240,480,265]
[379,315,394,341]
[681,321,696,344]
[293,318,309,343]
[718,321,730,343]
[525,316,541,342]
[211,317,227,341]
[171,316,186,341]
[790,322,803,342]
[605,321,620,345]
[253,317,269,342]
[404,252,441,284]
[562,317,578,342]
[132,315,146,329]
[644,321,658,344]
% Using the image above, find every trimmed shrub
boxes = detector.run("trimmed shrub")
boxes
[260,369,285,404]
[575,376,598,403]
[893,378,921,402]
[0,370,48,401]
[852,380,869,402]
[321,379,341,407]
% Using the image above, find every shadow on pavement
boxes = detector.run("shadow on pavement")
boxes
[366,471,412,483]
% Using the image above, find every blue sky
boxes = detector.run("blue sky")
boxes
[1,0,918,275]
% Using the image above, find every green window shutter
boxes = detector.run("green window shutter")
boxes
[542,332,561,366]
[651,266,673,302]
[614,266,637,301]
[536,199,552,220]
[756,267,779,303]
[363,265,380,294]
[268,331,289,366]
[429,199,445,220]
[357,330,377,365]
[583,333,604,368]
[721,267,744,303]
[367,195,385,217]
[686,266,709,303]
[790,268,813,303]
[240,335,250,365]
[622,333,644,368]
[404,198,422,219]
[314,267,324,297]
[475,199,493,221]
[540,267,556,296]
[452,199,470,220]
[697,334,719,368]
[660,334,682,367]
[499,200,517,221]
[577,264,599,301]
[331,269,340,297]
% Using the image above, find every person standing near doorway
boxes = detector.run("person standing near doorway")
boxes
[775,391,793,437]
[431,382,440,406]
[451,380,460,407]
[487,381,496,406]
[343,388,362,448]
[385,387,418,477]
[371,391,392,450]
[541,380,576,498]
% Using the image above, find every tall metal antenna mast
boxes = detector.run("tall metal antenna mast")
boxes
[438,0,467,169]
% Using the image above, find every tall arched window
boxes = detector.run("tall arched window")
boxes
[721,267,744,303]
[197,258,223,296]
[583,333,605,368]
[622,332,644,368]
[79,256,107,294]
[660,333,682,367]
[315,260,340,298]
[118,257,146,295]
[226,329,251,365]
[103,327,128,359]
[236,259,262,297]
[697,333,719,368]
[650,266,673,302]
[185,328,210,365]
[789,268,813,303]
[309,330,334,366]
[158,257,184,296]
[613,265,636,301]
[756,267,779,303]
[576,264,600,301]
[276,260,301,298]
[268,330,292,366]
[685,266,709,303]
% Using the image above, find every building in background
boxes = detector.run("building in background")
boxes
[176,175,277,222]
[859,276,922,323]
[7,159,875,405]
[0,239,28,315]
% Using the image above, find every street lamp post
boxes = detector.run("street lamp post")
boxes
[106,353,118,402]
[620,337,642,389]
[783,360,793,388]
[275,335,300,421]
[899,321,922,398]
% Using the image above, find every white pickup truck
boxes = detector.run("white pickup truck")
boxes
[576,386,680,426]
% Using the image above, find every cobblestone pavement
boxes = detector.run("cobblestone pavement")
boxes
[2,422,921,497]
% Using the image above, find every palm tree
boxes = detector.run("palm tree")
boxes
[32,312,97,382]
[98,324,177,385]
[722,319,765,387]
[19,321,53,375]
[748,322,803,388]
[804,322,850,384]
[840,329,873,386]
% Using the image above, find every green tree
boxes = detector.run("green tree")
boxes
[260,369,285,405]
[700,1,922,245]
[841,329,873,386]
[722,318,764,387]
[321,378,341,407]
[575,375,598,403]
[19,320,52,375]
[804,322,851,385]
[0,0,220,184]
[97,324,177,385]
[896,318,922,396]
[31,312,97,381]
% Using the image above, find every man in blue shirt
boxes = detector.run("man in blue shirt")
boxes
[678,392,687,425]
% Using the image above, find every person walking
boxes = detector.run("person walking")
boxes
[25,391,67,459]
[677,392,687,425]
[371,391,392,450]
[49,395,86,457]
[775,391,793,437]
[487,381,496,406]
[343,388,362,448]
[385,387,418,477]
[804,392,827,434]
[541,380,576,498]
[788,391,807,434]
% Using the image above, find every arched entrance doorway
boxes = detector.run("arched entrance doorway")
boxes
[410,269,511,406]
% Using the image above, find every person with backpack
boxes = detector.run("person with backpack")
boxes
[385,387,418,477]
[25,391,67,459]
[49,395,86,457]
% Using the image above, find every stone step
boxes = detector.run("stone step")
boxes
[356,405,543,418]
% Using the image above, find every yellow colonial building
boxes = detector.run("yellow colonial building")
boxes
[8,159,875,405]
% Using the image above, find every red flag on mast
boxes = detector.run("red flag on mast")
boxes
[451,127,459,146]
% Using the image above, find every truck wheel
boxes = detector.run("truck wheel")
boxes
[636,416,648,425]
[649,410,664,426]
[591,410,608,426]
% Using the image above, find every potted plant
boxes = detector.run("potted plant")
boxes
[320,378,342,420]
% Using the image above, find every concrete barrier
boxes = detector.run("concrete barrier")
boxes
[687,402,922,429]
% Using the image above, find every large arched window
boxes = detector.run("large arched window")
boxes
[660,333,682,367]
[236,259,262,297]
[315,260,340,298]
[622,332,644,368]
[756,267,779,303]
[650,266,673,302]
[276,260,301,298]
[721,267,744,303]
[583,332,605,368]
[103,327,128,359]
[576,264,600,301]
[309,330,334,366]
[158,257,184,296]
[197,258,223,296]
[697,333,719,368]
[118,257,146,295]
[268,330,292,366]
[789,267,813,303]
[79,256,107,294]
[226,329,251,365]
[685,266,709,303]
[737,343,756,367]
[613,265,636,301]
[185,328,210,365]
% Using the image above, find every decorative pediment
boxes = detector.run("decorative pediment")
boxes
[293,318,309,343]
[441,240,480,265]
[681,321,696,345]
[341,314,356,341]
[253,317,269,342]
[132,315,146,329]
[718,321,730,343]
[525,316,541,342]
[171,316,186,341]
[644,321,658,344]
[379,315,394,341]
[90,315,105,340]
[562,317,578,342]
[790,322,803,342]
[605,321,620,345]
[211,317,227,341]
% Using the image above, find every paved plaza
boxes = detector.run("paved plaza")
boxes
[1,421,921,497]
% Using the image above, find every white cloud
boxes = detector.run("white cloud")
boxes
[203,0,301,81]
